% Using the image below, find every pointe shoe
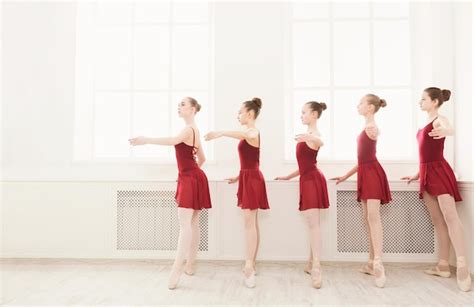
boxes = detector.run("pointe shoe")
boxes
[310,265,322,289]
[244,267,256,288]
[456,257,472,292]
[373,259,386,288]
[304,261,312,275]
[168,265,183,290]
[424,265,451,278]
[358,262,375,276]
[184,261,196,276]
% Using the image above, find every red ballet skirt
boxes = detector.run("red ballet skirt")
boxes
[174,128,212,210]
[357,129,392,204]
[296,141,329,210]
[236,135,270,210]
[417,119,462,201]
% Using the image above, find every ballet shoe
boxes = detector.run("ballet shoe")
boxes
[373,258,386,288]
[168,265,183,290]
[304,261,312,275]
[424,264,451,278]
[244,266,256,288]
[184,261,196,276]
[310,264,322,289]
[456,257,472,292]
[358,261,375,276]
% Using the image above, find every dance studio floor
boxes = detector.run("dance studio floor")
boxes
[1,259,472,305]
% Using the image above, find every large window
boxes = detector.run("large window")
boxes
[286,1,413,161]
[75,1,214,162]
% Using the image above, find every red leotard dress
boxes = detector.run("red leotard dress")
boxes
[356,129,392,204]
[296,141,330,210]
[416,118,462,201]
[236,134,270,210]
[174,127,212,210]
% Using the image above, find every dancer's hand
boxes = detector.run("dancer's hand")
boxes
[128,136,146,146]
[274,175,289,180]
[401,174,419,184]
[204,131,222,141]
[330,176,347,185]
[428,127,448,139]
[294,133,312,142]
[225,176,239,184]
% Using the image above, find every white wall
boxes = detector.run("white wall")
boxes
[453,2,473,181]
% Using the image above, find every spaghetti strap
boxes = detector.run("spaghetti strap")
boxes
[190,127,196,148]
[189,126,198,155]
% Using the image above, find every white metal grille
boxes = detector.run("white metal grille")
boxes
[117,190,209,251]
[337,191,434,254]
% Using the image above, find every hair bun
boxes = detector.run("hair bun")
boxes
[320,102,327,110]
[252,97,262,109]
[441,89,451,102]
[380,99,387,107]
[195,103,201,112]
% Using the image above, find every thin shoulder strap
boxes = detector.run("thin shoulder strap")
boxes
[190,127,196,148]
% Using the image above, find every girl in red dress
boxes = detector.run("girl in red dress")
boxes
[205,97,269,288]
[332,94,391,288]
[129,97,212,290]
[275,101,330,289]
[402,88,471,291]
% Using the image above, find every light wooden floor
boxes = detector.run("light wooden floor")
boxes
[1,259,472,306]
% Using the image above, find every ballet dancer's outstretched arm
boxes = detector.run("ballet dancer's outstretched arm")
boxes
[204,127,258,142]
[129,127,193,146]
[428,115,454,139]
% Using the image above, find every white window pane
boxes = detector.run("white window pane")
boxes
[133,26,170,90]
[292,90,331,159]
[94,93,131,158]
[172,3,209,23]
[333,89,368,160]
[333,21,370,86]
[134,1,170,23]
[333,2,370,18]
[131,93,172,158]
[95,27,132,90]
[292,2,330,20]
[376,89,414,159]
[96,1,133,25]
[292,22,330,87]
[373,20,411,86]
[172,26,209,90]
[373,2,409,18]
